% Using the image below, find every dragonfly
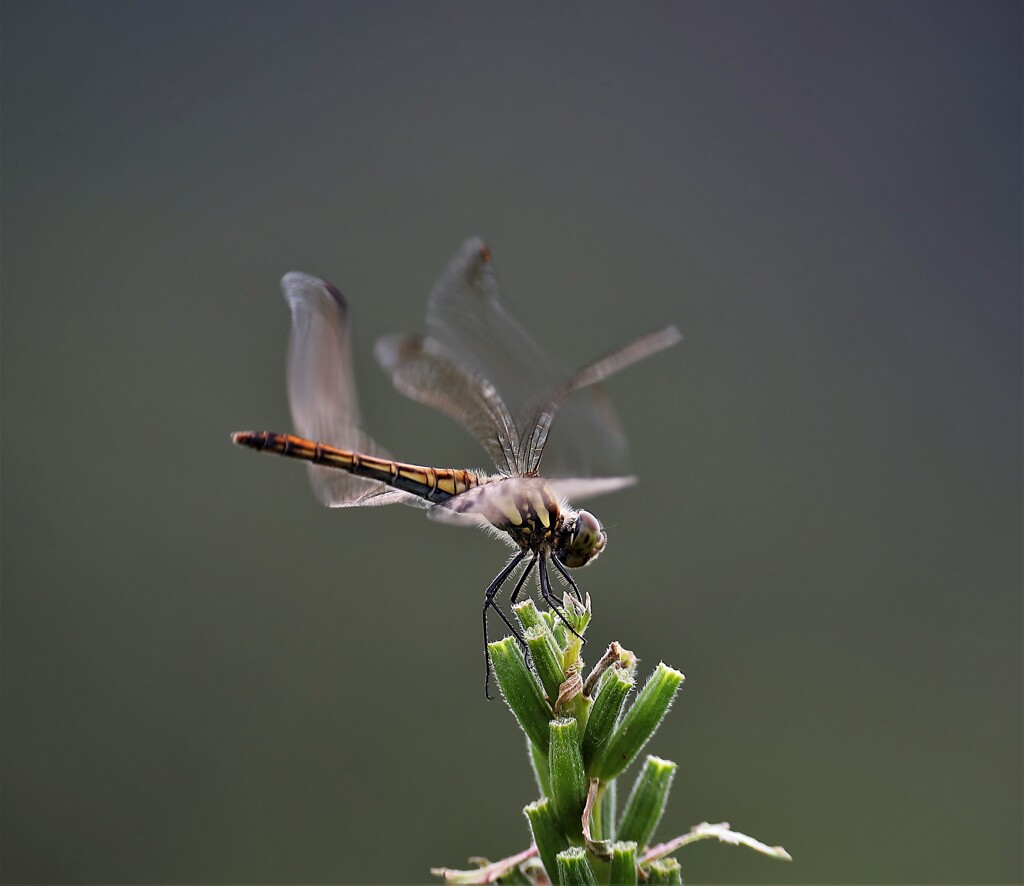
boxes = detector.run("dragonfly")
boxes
[233,238,680,695]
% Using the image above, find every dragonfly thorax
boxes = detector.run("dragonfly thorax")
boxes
[485,479,606,570]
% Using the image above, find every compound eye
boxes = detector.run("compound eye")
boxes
[562,510,607,568]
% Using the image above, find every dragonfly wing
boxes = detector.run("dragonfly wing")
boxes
[283,271,419,509]
[520,325,683,475]
[568,325,682,392]
[428,475,638,530]
[374,332,520,474]
[341,488,428,509]
[424,501,494,528]
[427,476,549,527]
[420,237,555,452]
[412,238,676,479]
[546,476,638,503]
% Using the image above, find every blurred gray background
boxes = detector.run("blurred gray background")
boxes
[2,2,1020,883]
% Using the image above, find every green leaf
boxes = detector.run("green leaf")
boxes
[645,857,682,885]
[528,736,552,798]
[591,663,683,781]
[513,599,546,634]
[550,616,568,648]
[489,637,552,753]
[527,624,567,704]
[524,798,569,883]
[617,756,677,849]
[556,847,598,886]
[562,594,591,637]
[548,718,587,837]
[608,841,638,885]
[580,666,634,772]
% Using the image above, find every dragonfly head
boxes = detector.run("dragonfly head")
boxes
[557,509,607,569]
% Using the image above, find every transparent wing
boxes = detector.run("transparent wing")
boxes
[520,325,683,474]
[374,332,520,475]
[419,237,555,438]
[424,501,496,529]
[546,476,638,502]
[567,325,683,393]
[388,237,676,479]
[283,271,423,509]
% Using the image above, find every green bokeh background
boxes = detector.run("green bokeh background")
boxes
[2,2,1020,883]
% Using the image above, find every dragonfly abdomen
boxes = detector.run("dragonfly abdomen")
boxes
[232,431,480,502]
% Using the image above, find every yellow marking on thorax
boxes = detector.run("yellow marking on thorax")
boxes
[526,488,552,529]
[494,492,524,526]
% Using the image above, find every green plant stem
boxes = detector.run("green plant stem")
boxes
[524,799,569,883]
[489,637,552,753]
[591,663,683,781]
[548,718,587,837]
[528,738,551,798]
[608,841,638,886]
[581,666,633,773]
[556,847,598,886]
[617,756,677,849]
[526,625,566,704]
[646,857,682,884]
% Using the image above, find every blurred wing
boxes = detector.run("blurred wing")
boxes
[409,238,675,479]
[520,325,683,474]
[283,271,422,509]
[419,237,555,439]
[427,476,548,524]
[374,333,520,474]
[426,475,638,528]
[424,502,495,529]
[546,476,638,502]
[568,325,682,392]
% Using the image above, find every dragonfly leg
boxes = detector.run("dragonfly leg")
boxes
[550,554,586,606]
[509,554,539,606]
[507,555,539,672]
[483,551,528,699]
[539,555,586,646]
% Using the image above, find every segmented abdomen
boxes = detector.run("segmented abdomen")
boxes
[232,431,481,502]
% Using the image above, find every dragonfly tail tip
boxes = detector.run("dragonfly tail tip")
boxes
[231,431,261,449]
